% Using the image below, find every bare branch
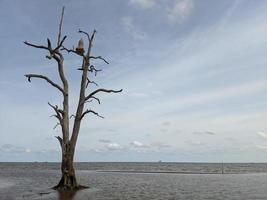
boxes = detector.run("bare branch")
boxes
[24,39,64,62]
[50,114,59,120]
[78,29,90,42]
[53,122,60,129]
[54,36,67,52]
[55,136,63,148]
[78,65,102,76]
[85,88,123,101]
[60,46,76,54]
[90,29,97,42]
[24,41,49,51]
[89,65,102,76]
[53,10,70,142]
[57,6,65,46]
[78,29,97,57]
[85,96,101,104]
[80,109,104,120]
[25,74,64,94]
[61,46,86,59]
[47,38,52,49]
[57,109,64,116]
[48,102,63,121]
[86,77,98,88]
[89,56,109,64]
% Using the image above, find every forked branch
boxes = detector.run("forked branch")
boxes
[53,122,60,129]
[89,65,102,76]
[80,109,104,120]
[25,74,65,94]
[25,36,67,61]
[85,88,123,102]
[48,102,64,121]
[24,41,49,50]
[86,77,98,88]
[85,96,101,104]
[78,65,102,76]
[54,36,67,52]
[61,46,86,59]
[55,136,63,148]
[78,29,97,57]
[89,56,109,64]
[78,29,90,43]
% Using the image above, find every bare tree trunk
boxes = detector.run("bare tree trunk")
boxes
[53,143,79,190]
[24,7,122,191]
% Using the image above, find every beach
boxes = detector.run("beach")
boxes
[1,162,267,199]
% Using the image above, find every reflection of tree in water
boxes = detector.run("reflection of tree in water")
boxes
[57,190,77,200]
[57,189,93,200]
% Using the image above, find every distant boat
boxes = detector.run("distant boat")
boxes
[158,160,162,163]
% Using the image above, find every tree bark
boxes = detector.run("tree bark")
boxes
[53,143,80,190]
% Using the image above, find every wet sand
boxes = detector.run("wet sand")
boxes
[1,162,267,199]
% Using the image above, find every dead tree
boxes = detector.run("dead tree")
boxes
[24,7,122,190]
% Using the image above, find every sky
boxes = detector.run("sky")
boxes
[0,0,266,162]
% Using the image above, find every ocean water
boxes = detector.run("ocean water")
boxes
[1,162,267,199]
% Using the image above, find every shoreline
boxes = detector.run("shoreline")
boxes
[97,170,266,175]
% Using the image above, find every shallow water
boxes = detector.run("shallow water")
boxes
[1,162,267,199]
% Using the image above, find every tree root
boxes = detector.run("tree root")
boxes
[53,183,89,191]
[52,175,89,191]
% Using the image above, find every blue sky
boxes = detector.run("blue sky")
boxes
[0,0,266,162]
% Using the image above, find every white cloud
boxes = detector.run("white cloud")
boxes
[0,144,30,154]
[130,140,149,148]
[129,0,156,9]
[121,17,146,40]
[106,142,124,150]
[255,144,267,149]
[193,131,216,135]
[92,140,172,153]
[0,144,37,155]
[99,139,112,143]
[91,148,106,153]
[167,0,194,23]
[130,141,171,150]
[162,121,171,126]
[162,79,267,114]
[186,140,204,146]
[257,131,267,140]
[128,0,194,23]
[25,148,31,153]
[150,142,171,149]
[91,140,125,152]
[113,79,267,125]
[110,12,267,137]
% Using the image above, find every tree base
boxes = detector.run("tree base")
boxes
[53,183,89,191]
[53,185,89,191]
[52,175,89,191]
